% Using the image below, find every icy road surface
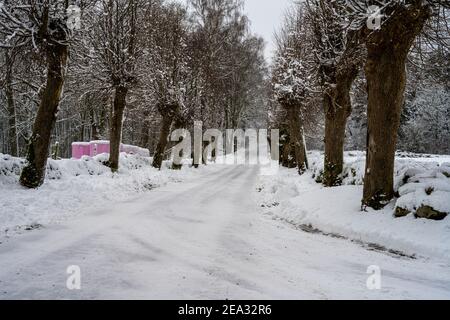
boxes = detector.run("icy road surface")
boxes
[0,165,449,299]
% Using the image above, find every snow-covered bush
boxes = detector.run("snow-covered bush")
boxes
[309,151,366,186]
[0,154,26,182]
[395,165,450,220]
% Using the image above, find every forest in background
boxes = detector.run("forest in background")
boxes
[0,0,269,162]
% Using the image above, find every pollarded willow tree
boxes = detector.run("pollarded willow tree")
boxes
[272,6,315,175]
[146,2,190,169]
[306,0,364,187]
[0,0,91,188]
[89,0,143,172]
[339,0,449,209]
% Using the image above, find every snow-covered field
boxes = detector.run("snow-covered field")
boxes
[256,151,450,260]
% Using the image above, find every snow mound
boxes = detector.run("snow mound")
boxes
[0,152,151,184]
[257,152,450,260]
[0,153,203,236]
[309,151,367,185]
[309,151,449,190]
[395,164,450,220]
[0,154,26,184]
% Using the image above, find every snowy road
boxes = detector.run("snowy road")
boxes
[0,165,449,299]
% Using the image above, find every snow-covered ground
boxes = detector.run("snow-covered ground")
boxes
[0,153,206,236]
[0,152,449,299]
[257,151,450,261]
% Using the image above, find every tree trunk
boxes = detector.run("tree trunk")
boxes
[91,107,101,141]
[323,95,348,186]
[171,113,187,170]
[20,43,68,188]
[139,110,151,149]
[152,111,174,169]
[92,101,108,141]
[362,4,430,209]
[109,86,128,172]
[286,104,308,174]
[5,50,18,157]
[363,49,405,208]
[323,75,358,186]
[323,32,361,187]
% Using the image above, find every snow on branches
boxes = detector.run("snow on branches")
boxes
[272,5,314,107]
[272,50,310,106]
[334,0,448,32]
[0,0,80,50]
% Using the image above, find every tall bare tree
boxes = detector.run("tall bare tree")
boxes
[145,3,189,169]
[339,0,448,209]
[306,0,364,186]
[0,0,77,187]
[90,0,142,172]
[272,6,314,174]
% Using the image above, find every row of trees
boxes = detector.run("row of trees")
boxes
[0,0,448,213]
[0,0,267,187]
[272,0,449,210]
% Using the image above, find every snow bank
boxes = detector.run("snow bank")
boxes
[309,151,367,185]
[121,144,150,157]
[308,151,450,219]
[309,151,450,188]
[0,153,203,236]
[0,154,26,184]
[1,152,151,182]
[256,152,450,260]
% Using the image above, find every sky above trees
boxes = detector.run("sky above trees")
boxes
[177,0,293,61]
[243,0,293,61]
